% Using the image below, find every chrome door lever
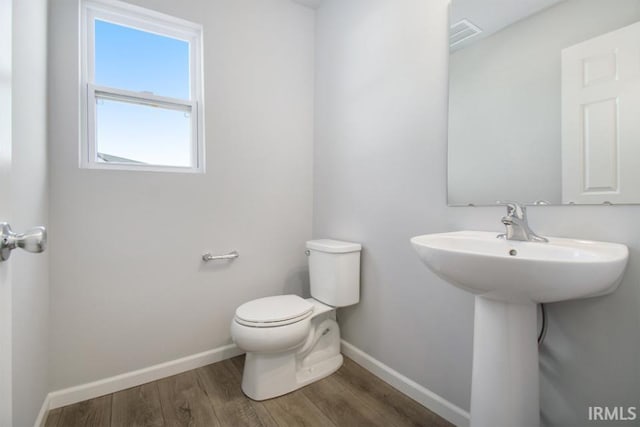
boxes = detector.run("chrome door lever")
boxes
[0,222,47,261]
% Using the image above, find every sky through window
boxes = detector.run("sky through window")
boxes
[93,19,193,166]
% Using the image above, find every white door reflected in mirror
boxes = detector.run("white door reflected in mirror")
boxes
[561,21,640,204]
[448,0,640,206]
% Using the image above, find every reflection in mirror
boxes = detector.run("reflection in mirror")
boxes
[448,0,640,206]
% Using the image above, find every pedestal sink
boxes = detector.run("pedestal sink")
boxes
[411,231,628,427]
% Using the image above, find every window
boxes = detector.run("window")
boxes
[81,0,204,173]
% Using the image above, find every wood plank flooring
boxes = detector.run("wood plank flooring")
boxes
[44,355,453,427]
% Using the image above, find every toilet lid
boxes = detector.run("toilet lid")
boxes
[235,295,314,326]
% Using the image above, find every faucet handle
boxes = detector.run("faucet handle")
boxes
[496,200,526,218]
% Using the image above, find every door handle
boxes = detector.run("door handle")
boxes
[0,222,47,261]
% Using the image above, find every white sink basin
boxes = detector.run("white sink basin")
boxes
[411,230,628,303]
[410,230,628,427]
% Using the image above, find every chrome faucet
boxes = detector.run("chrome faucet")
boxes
[497,201,548,243]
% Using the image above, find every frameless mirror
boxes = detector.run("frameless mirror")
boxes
[448,0,640,206]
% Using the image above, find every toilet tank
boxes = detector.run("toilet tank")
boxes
[306,239,361,307]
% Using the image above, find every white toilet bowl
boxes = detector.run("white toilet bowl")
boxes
[231,294,314,353]
[231,295,342,400]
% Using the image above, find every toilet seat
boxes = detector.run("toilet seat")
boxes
[235,295,314,328]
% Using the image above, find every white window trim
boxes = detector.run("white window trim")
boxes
[81,0,205,173]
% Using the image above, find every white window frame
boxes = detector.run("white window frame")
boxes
[81,0,205,173]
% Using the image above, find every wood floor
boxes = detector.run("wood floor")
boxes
[44,355,453,427]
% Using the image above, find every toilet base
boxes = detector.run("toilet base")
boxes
[241,312,342,401]
[241,351,343,401]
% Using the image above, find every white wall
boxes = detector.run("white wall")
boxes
[315,0,640,426]
[315,0,475,411]
[448,0,640,205]
[12,0,50,425]
[48,0,314,390]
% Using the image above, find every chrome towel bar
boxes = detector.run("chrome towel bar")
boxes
[202,250,239,262]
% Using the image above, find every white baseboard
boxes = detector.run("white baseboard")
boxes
[34,394,50,427]
[340,340,470,427]
[47,344,243,411]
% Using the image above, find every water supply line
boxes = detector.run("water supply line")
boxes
[538,304,548,346]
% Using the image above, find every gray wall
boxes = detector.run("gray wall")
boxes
[48,0,314,390]
[448,0,640,206]
[315,0,475,412]
[314,0,640,426]
[12,0,50,425]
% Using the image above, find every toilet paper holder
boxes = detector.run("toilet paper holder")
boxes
[202,250,239,262]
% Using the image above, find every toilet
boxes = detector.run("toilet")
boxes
[231,239,361,401]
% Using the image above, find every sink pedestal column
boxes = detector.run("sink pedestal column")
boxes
[470,297,539,427]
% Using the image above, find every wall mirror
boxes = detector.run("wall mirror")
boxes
[448,0,640,206]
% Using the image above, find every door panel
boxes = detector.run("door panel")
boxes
[562,21,640,204]
[11,0,51,423]
[1,1,50,425]
[0,0,13,424]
